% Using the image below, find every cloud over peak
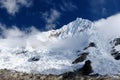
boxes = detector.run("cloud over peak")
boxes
[42,9,61,30]
[60,1,77,11]
[0,0,32,15]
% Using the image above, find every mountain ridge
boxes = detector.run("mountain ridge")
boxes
[0,16,120,75]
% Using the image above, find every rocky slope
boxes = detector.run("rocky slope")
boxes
[0,69,120,80]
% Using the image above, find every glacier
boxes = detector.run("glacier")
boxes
[0,14,120,75]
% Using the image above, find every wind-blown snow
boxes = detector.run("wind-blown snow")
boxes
[0,14,120,75]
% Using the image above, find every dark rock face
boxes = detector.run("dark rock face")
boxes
[72,52,88,64]
[63,60,93,80]
[89,42,96,47]
[28,57,40,62]
[115,55,120,60]
[110,38,120,60]
[49,31,62,38]
[84,42,96,50]
[111,50,120,60]
[80,60,93,75]
[113,38,120,46]
[72,42,96,64]
[111,49,120,60]
[62,72,76,80]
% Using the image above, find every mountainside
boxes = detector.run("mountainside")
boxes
[0,69,119,80]
[0,15,120,75]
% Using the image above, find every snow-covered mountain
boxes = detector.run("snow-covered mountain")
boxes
[0,14,120,75]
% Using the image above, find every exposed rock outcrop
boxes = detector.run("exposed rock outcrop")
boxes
[80,60,93,75]
[110,38,120,60]
[28,56,40,62]
[84,42,96,50]
[72,52,88,64]
[113,38,120,46]
[0,69,119,80]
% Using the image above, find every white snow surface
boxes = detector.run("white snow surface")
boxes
[0,14,120,75]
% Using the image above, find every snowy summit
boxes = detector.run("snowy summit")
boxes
[0,14,120,75]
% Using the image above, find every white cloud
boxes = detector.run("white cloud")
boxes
[60,1,77,11]
[0,24,25,38]
[0,13,120,49]
[42,9,61,30]
[0,24,41,49]
[94,13,120,39]
[0,0,32,15]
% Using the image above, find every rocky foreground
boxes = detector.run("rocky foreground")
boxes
[0,69,120,80]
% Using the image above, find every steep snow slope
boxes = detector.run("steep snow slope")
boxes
[0,14,120,75]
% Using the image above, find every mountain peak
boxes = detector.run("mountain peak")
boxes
[1,15,120,75]
[49,18,93,39]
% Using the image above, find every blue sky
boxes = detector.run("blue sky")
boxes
[0,0,120,30]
